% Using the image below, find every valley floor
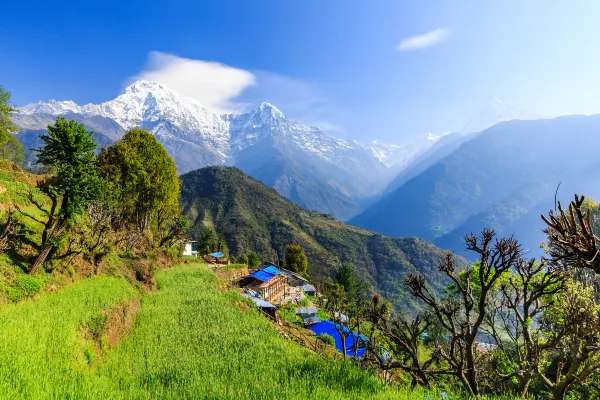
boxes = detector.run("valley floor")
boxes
[0,263,452,399]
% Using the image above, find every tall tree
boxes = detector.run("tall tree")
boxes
[334,263,357,302]
[284,243,308,277]
[248,252,261,268]
[96,128,180,238]
[0,86,25,164]
[18,117,99,274]
[239,253,249,265]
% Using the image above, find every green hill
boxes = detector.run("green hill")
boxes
[180,166,465,310]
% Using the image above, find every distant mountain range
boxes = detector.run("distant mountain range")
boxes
[179,166,468,312]
[14,80,452,220]
[351,114,600,258]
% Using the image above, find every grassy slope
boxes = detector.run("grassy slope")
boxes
[0,276,138,399]
[0,263,449,400]
[180,166,467,311]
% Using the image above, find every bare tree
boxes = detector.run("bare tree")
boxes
[484,258,566,397]
[542,194,600,272]
[366,294,436,389]
[405,229,522,396]
[0,209,18,252]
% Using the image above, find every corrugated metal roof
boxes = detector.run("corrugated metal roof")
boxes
[296,307,318,315]
[304,316,321,325]
[302,284,316,292]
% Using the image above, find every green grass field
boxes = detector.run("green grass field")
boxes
[0,263,517,399]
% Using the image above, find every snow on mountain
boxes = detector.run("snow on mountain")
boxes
[20,80,401,172]
[364,132,448,170]
[460,96,534,134]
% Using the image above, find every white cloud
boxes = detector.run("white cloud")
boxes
[396,28,451,51]
[130,51,256,114]
[129,52,346,134]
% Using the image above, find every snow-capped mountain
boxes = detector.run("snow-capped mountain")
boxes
[459,96,534,134]
[365,132,448,172]
[16,80,408,219]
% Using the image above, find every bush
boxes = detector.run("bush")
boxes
[5,275,44,302]
[319,333,335,346]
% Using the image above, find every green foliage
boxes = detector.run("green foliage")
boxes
[229,255,237,264]
[96,128,179,232]
[0,86,24,165]
[4,276,44,302]
[334,263,357,301]
[37,117,100,221]
[247,251,260,268]
[87,312,109,342]
[285,243,309,278]
[319,333,335,346]
[239,254,249,265]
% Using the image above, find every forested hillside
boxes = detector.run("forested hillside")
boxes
[180,166,465,311]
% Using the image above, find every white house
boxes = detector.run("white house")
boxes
[183,241,198,257]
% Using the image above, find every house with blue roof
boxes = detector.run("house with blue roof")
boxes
[242,264,288,304]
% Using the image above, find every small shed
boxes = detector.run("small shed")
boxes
[296,307,318,320]
[209,251,225,263]
[280,267,310,287]
[333,311,349,324]
[241,293,279,320]
[301,284,317,296]
[183,241,198,257]
[304,315,321,327]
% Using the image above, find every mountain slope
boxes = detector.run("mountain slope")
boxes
[179,166,467,311]
[351,115,600,257]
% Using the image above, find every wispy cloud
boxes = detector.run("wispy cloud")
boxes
[396,28,451,51]
[130,52,256,114]
[129,52,346,133]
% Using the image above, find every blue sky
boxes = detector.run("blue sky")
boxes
[2,0,600,143]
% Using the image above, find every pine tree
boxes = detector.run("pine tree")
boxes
[0,86,25,164]
[285,243,309,278]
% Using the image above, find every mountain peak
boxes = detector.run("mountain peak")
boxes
[125,80,171,95]
[254,102,285,119]
[460,96,525,134]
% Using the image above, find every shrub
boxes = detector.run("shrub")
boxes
[319,333,335,346]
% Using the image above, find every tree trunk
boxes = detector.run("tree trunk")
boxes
[29,243,53,274]
[465,345,479,396]
[29,219,66,275]
[519,376,532,398]
[552,385,568,400]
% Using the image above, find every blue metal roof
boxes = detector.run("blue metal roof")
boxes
[209,252,225,258]
[262,265,281,275]
[244,270,276,282]
[309,320,368,359]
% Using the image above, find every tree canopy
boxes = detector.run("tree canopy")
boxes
[284,243,308,278]
[0,86,25,164]
[96,128,180,233]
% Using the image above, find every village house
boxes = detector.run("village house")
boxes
[279,267,310,287]
[182,241,198,257]
[242,265,287,304]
